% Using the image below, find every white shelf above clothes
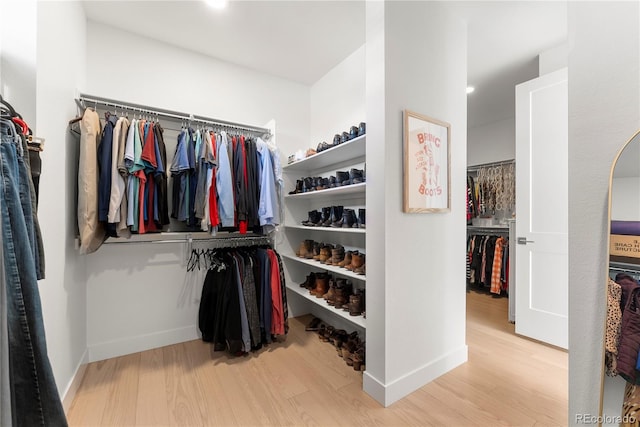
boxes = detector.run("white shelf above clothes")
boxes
[281,253,366,281]
[286,282,366,329]
[284,135,366,171]
[285,183,366,200]
[284,225,366,234]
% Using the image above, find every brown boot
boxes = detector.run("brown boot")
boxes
[338,251,355,268]
[318,244,333,263]
[297,239,314,258]
[311,274,330,298]
[348,290,364,316]
[354,257,366,275]
[322,278,336,303]
[347,252,364,271]
[329,245,345,265]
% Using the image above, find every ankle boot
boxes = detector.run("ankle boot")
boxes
[350,168,365,184]
[329,245,345,266]
[301,210,320,226]
[296,240,313,258]
[328,175,338,188]
[339,209,357,228]
[302,177,315,192]
[338,251,354,268]
[349,290,364,316]
[318,244,333,263]
[346,252,364,271]
[312,242,324,260]
[335,171,349,187]
[312,274,330,298]
[349,125,359,140]
[357,208,366,229]
[358,122,366,136]
[335,281,353,310]
[332,133,341,146]
[289,179,303,195]
[300,272,316,289]
[317,207,331,227]
[322,278,336,303]
[330,206,344,227]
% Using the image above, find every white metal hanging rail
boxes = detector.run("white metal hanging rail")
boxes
[76,93,270,136]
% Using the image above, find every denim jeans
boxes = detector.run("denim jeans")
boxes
[1,121,66,426]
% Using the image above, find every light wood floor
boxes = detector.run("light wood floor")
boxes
[67,290,567,426]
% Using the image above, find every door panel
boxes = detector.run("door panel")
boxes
[515,68,568,349]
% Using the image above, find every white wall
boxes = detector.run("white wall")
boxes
[539,43,569,76]
[467,117,514,166]
[35,0,88,407]
[83,21,310,361]
[364,1,468,406]
[310,44,365,145]
[568,2,640,424]
[1,0,37,126]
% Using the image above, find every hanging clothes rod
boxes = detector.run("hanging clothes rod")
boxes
[99,232,272,246]
[467,226,509,234]
[76,93,270,135]
[467,159,515,172]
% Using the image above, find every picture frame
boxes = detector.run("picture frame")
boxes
[403,109,451,213]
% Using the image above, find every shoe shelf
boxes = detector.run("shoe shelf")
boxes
[284,135,366,172]
[285,183,365,200]
[286,282,367,329]
[281,253,366,281]
[284,225,366,234]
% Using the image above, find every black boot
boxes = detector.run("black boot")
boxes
[350,168,365,184]
[336,171,350,187]
[318,207,331,227]
[302,177,315,192]
[341,209,357,228]
[358,208,366,229]
[302,210,321,226]
[330,206,344,227]
[289,179,303,195]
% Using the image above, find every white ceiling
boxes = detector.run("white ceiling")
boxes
[82,0,567,128]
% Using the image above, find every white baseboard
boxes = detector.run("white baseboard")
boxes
[87,326,200,362]
[363,345,468,407]
[62,348,89,413]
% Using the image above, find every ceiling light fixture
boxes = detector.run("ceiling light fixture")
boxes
[466,86,475,95]
[205,0,228,10]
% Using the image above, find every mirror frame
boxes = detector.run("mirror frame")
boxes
[602,129,640,420]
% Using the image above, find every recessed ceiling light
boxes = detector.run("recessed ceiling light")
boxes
[466,86,475,94]
[205,0,228,10]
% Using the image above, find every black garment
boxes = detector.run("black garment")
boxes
[97,114,118,224]
[187,128,198,227]
[245,138,260,229]
[483,236,497,286]
[28,149,41,206]
[154,123,170,227]
[233,136,248,225]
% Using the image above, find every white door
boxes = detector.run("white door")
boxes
[515,68,568,349]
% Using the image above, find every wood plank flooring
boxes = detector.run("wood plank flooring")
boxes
[67,290,568,426]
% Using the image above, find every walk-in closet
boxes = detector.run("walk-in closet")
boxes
[11,0,637,425]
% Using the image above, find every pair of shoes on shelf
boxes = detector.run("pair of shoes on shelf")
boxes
[295,240,315,259]
[288,169,365,195]
[301,207,365,229]
[338,251,365,275]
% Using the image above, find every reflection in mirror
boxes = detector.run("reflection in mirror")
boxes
[604,130,640,425]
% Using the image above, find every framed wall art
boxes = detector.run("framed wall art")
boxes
[403,109,451,213]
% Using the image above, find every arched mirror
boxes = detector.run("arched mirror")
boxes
[604,130,640,424]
